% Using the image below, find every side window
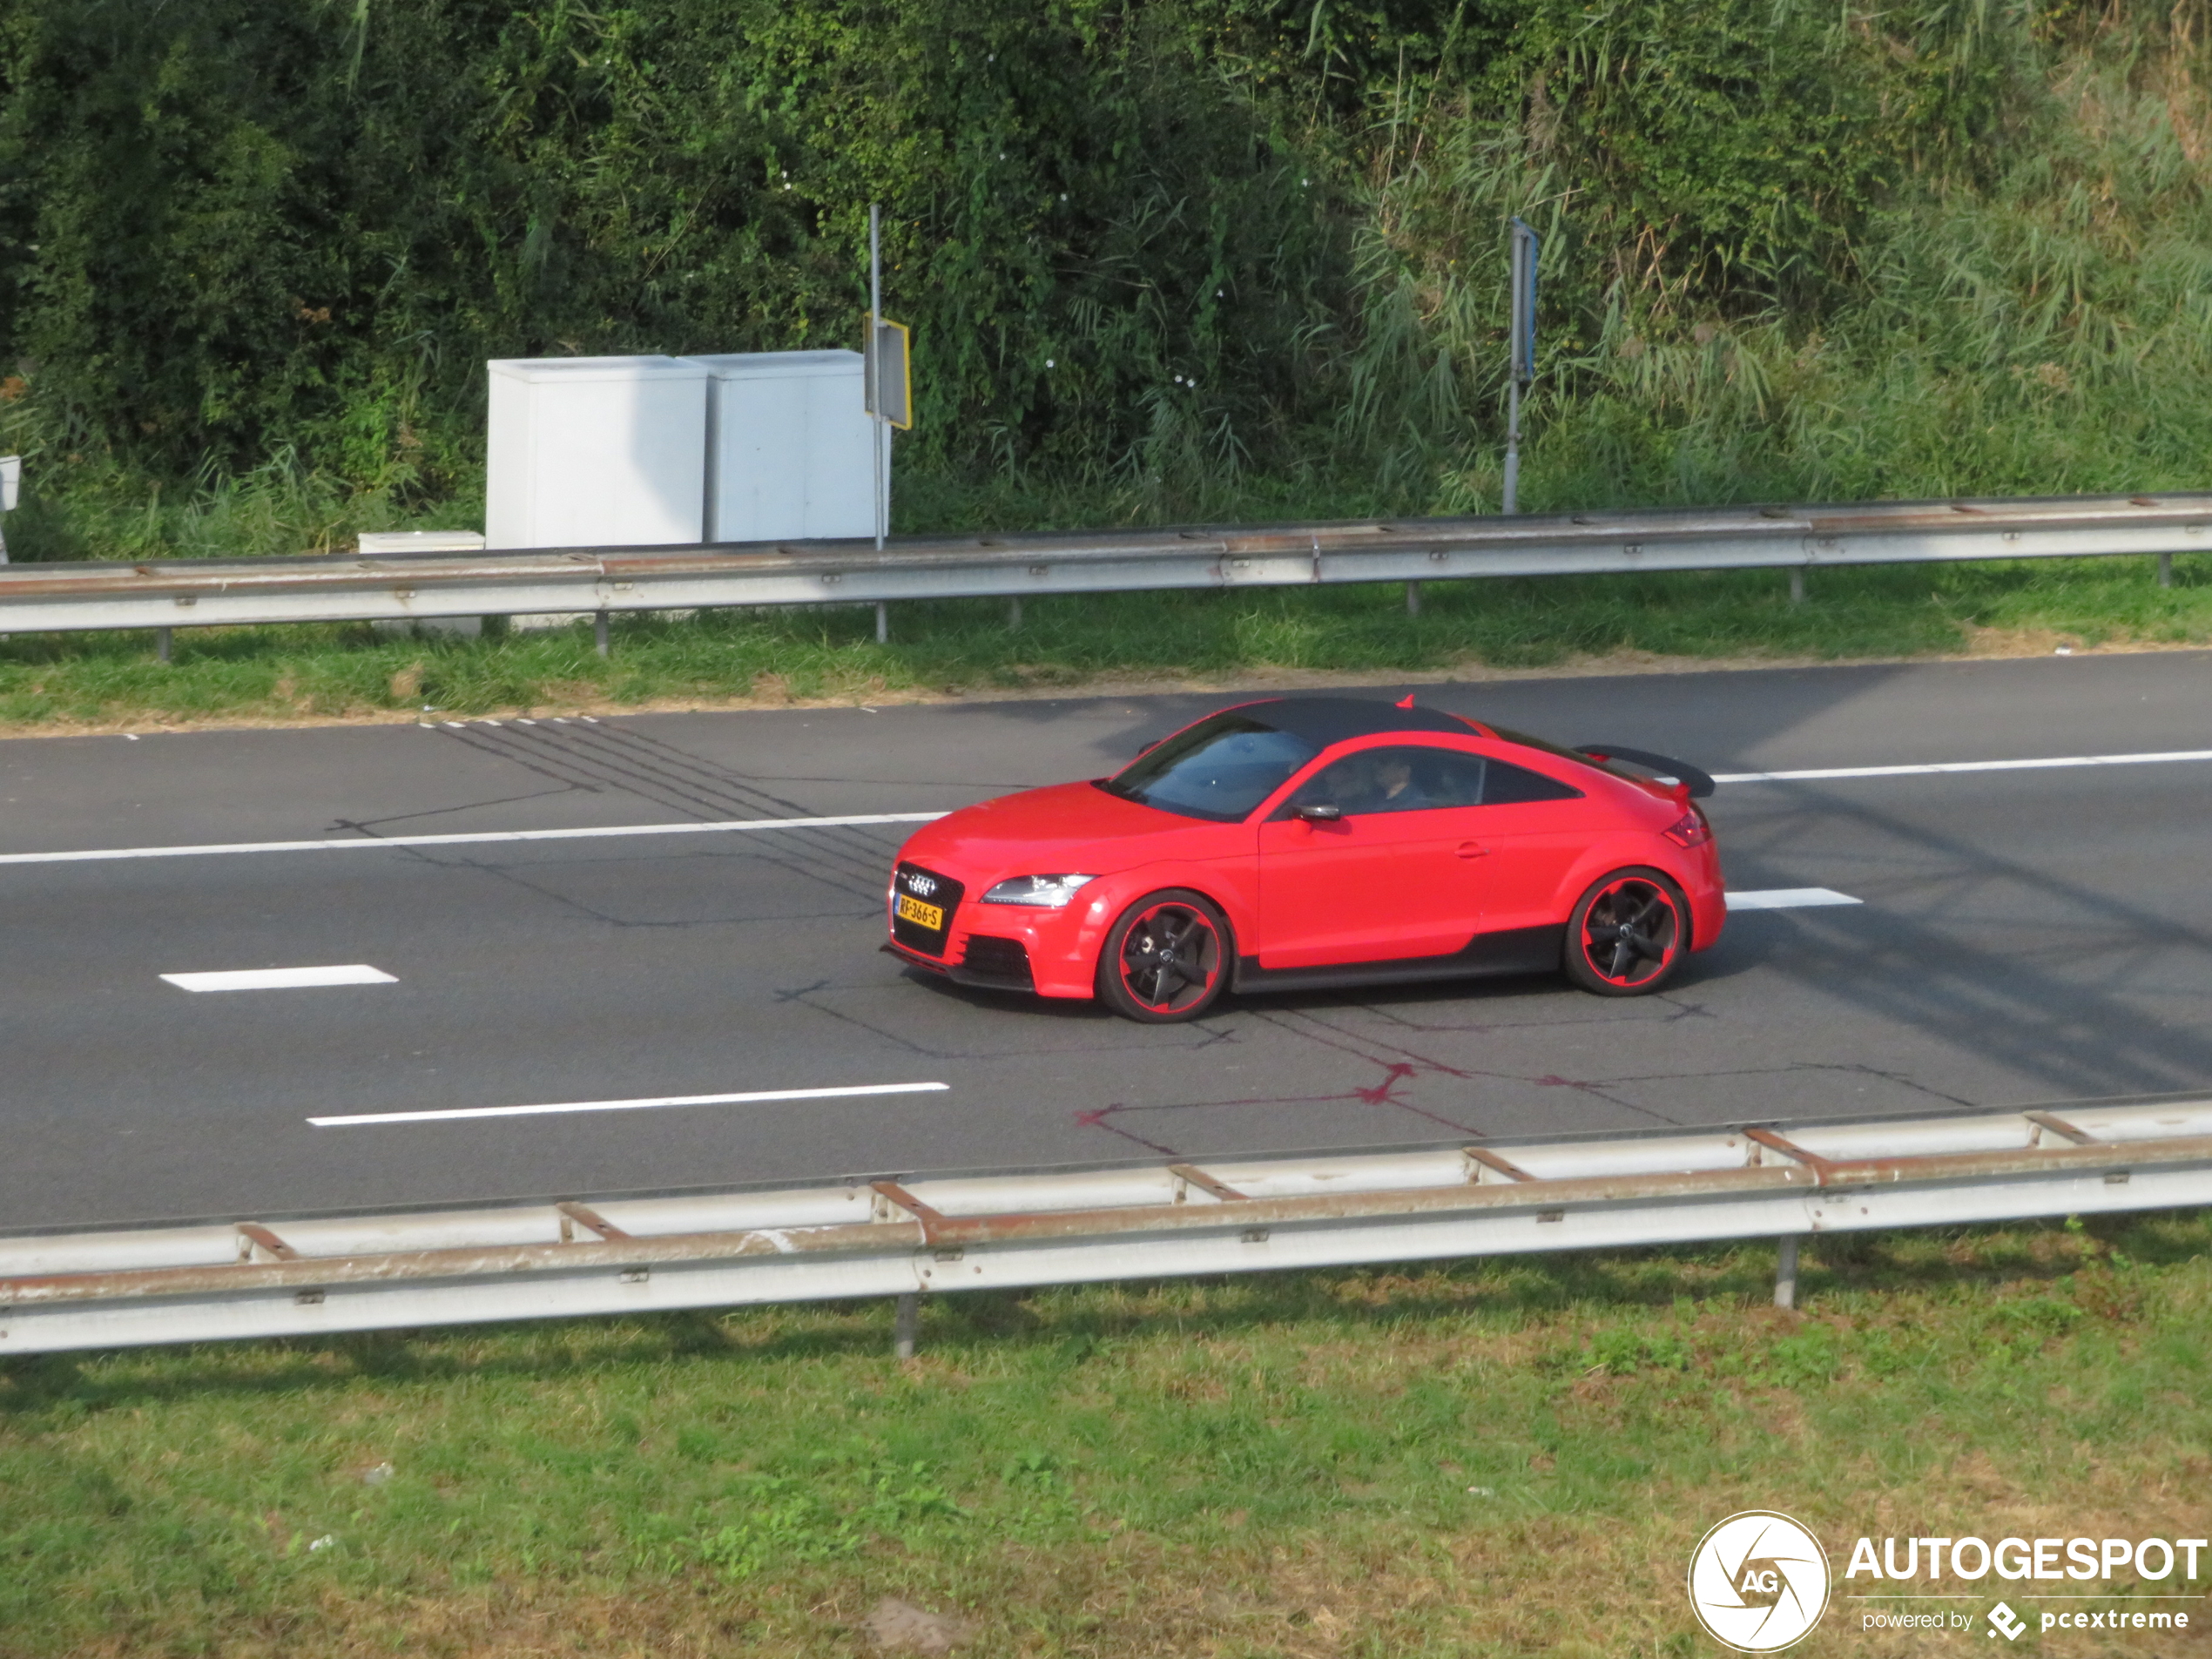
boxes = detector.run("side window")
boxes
[1284,745,1489,817]
[1482,759,1582,804]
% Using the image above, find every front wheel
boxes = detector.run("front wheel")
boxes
[1563,869,1688,996]
[1096,889,1231,1023]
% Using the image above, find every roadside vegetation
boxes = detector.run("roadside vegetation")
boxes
[3,552,2209,730]
[3,2,2210,722]
[0,1213,2203,1656]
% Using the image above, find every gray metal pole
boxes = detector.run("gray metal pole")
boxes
[594,610,609,658]
[2159,551,2174,589]
[893,1291,918,1359]
[1503,216,1537,517]
[870,204,886,556]
[1774,1236,1800,1310]
[1503,379,1521,515]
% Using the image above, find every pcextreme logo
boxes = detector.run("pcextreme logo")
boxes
[1688,1511,1832,1653]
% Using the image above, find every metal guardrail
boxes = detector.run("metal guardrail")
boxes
[0,493,2204,636]
[2,1095,2206,1355]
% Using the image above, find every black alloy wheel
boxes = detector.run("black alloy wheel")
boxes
[1564,869,1687,996]
[1097,889,1231,1022]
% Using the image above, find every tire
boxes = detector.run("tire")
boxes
[1562,867,1689,996]
[1096,888,1232,1023]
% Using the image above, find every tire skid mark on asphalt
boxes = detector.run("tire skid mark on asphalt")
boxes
[556,721,907,881]
[1253,1002,1740,1130]
[428,719,894,900]
[1326,988,1707,1036]
[1551,1061,1981,1121]
[1070,1076,1444,1158]
[1151,1007,1501,1139]
[772,966,1250,1064]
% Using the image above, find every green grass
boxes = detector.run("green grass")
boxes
[1,1214,2203,1656]
[3,553,2210,730]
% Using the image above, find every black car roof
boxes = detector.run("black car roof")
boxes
[1233,696,1480,745]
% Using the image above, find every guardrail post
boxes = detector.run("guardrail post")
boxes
[875,602,889,644]
[1774,1235,1801,1309]
[1008,597,1022,631]
[156,626,172,664]
[2159,552,2174,589]
[1406,581,1421,617]
[1789,570,1804,607]
[894,1291,919,1359]
[593,610,609,658]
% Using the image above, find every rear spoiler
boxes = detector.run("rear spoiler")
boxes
[1573,745,1716,800]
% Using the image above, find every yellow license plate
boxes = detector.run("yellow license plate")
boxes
[896,893,945,931]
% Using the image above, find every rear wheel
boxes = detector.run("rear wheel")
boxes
[1096,889,1231,1023]
[1563,869,1688,996]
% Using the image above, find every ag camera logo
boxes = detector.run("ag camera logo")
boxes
[1689,1511,1831,1652]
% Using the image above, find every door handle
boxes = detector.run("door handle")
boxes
[1456,841,1490,859]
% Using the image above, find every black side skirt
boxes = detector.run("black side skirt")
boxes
[1232,925,1563,994]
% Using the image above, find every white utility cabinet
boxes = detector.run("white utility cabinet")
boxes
[485,356,708,550]
[687,351,876,543]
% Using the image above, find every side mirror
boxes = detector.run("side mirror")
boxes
[1294,803,1342,822]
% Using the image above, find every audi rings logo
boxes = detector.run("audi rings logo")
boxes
[1688,1511,1831,1653]
[906,873,937,896]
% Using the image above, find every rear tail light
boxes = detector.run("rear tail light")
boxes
[1662,808,1711,848]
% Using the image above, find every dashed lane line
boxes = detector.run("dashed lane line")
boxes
[163,964,399,992]
[1724,888,1862,911]
[307,1080,949,1128]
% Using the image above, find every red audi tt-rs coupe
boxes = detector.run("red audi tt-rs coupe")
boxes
[885,696,1724,1022]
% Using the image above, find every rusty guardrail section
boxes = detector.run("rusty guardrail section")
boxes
[1,1096,2207,1354]
[0,492,2205,634]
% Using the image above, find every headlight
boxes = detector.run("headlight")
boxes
[981,873,1097,907]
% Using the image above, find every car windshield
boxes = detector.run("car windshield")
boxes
[1099,713,1319,823]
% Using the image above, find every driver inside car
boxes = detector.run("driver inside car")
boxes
[1365,754,1430,812]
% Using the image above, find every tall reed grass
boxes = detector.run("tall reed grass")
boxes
[2,3,2204,559]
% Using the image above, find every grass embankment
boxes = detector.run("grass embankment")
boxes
[2,1216,2204,1656]
[5,555,2212,731]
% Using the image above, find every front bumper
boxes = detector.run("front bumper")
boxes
[886,861,1103,998]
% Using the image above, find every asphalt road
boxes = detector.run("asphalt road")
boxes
[3,650,2209,1231]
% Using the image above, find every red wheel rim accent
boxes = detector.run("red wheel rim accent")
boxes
[1579,878,1681,988]
[1117,901,1223,1013]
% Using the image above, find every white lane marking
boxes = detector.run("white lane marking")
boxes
[9,746,2209,870]
[0,812,948,867]
[1715,748,2212,784]
[164,964,399,992]
[307,1080,948,1128]
[1725,887,1862,911]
